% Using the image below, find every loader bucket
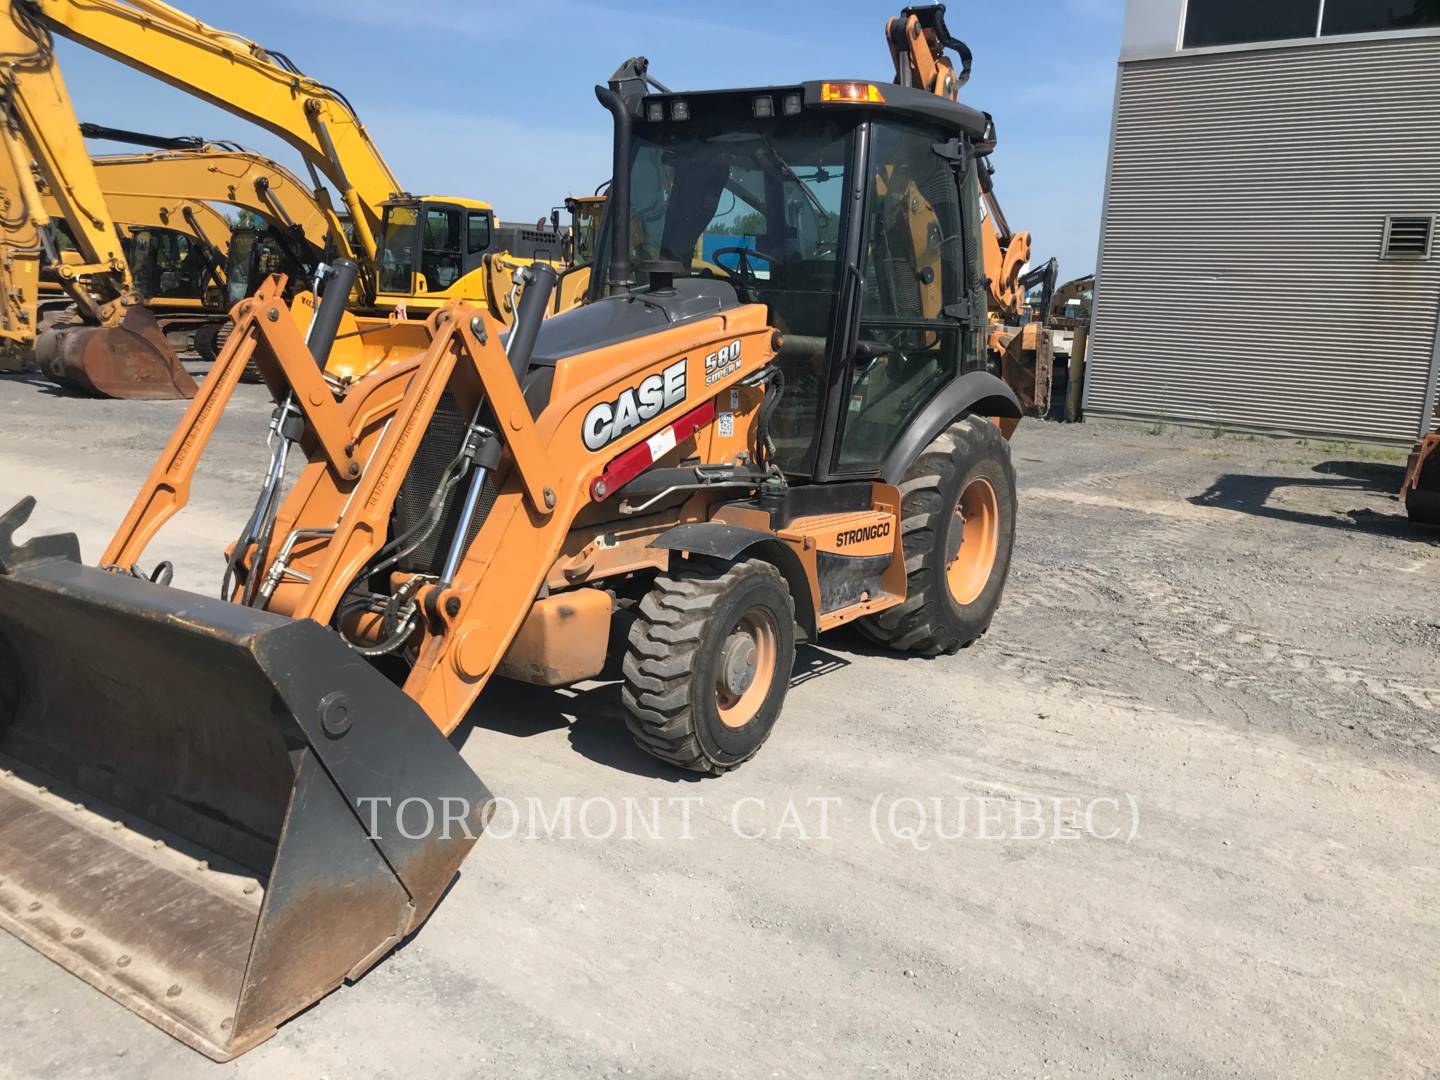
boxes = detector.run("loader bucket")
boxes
[0,499,490,1060]
[33,305,198,400]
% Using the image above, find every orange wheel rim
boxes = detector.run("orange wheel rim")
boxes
[715,610,778,729]
[947,477,999,606]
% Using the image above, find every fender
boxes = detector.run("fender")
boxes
[649,522,818,641]
[881,370,1020,484]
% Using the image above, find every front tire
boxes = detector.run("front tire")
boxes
[858,415,1017,656]
[622,559,796,774]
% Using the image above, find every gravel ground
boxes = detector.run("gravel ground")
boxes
[0,371,1437,1079]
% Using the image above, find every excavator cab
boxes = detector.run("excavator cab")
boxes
[564,193,607,266]
[375,197,495,303]
[122,225,214,302]
[220,225,318,308]
[589,76,993,481]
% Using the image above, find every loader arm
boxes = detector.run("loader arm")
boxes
[25,0,397,276]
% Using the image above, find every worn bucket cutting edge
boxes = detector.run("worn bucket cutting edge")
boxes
[34,305,198,400]
[0,498,490,1060]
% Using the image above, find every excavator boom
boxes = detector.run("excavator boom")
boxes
[25,0,519,314]
[29,0,394,264]
[89,146,341,256]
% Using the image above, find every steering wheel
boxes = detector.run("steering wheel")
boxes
[709,245,782,290]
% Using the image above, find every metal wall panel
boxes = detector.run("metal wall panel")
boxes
[1089,36,1440,442]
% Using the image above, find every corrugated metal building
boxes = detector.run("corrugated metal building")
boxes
[1088,1,1440,443]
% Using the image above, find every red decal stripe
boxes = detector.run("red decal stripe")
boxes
[590,399,717,502]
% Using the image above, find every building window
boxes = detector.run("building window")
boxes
[1322,0,1440,36]
[1381,216,1435,260]
[1183,0,1320,48]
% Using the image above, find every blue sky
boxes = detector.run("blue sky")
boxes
[57,0,1124,279]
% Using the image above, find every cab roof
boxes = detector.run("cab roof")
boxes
[632,80,992,143]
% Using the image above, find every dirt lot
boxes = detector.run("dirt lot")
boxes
[0,372,1437,1079]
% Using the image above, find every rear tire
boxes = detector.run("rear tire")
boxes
[857,415,1017,656]
[622,558,796,774]
[1406,486,1440,526]
[1406,443,1440,525]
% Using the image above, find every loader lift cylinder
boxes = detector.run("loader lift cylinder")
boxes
[306,257,358,368]
[228,258,356,604]
[435,262,557,585]
[504,262,557,376]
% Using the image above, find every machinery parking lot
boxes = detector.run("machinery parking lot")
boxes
[2,377,1435,1079]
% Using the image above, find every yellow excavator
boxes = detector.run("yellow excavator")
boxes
[0,0,1020,1062]
[25,188,231,345]
[22,0,549,315]
[978,158,1060,415]
[0,116,338,388]
[86,138,337,259]
[2,0,556,397]
[86,136,348,365]
[0,1,204,396]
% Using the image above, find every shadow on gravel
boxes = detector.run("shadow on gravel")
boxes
[449,634,856,780]
[1190,460,1438,543]
[0,371,101,400]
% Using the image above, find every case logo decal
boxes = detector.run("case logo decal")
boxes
[583,358,688,451]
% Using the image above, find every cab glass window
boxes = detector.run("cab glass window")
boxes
[1183,0,1319,47]
[835,120,972,473]
[467,211,492,253]
[1322,0,1440,34]
[616,105,851,473]
[378,205,419,293]
[422,208,463,290]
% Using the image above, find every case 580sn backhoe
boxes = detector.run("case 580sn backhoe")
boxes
[0,4,1023,1060]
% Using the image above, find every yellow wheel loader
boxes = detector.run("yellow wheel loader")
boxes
[0,2,1021,1060]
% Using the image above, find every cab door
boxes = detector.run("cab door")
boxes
[823,118,985,478]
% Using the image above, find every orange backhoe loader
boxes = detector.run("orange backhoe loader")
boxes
[0,3,1022,1060]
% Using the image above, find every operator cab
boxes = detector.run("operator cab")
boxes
[376,197,495,295]
[221,226,320,308]
[123,226,213,302]
[587,79,994,482]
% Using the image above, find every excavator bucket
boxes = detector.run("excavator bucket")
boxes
[33,305,198,400]
[0,498,489,1060]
